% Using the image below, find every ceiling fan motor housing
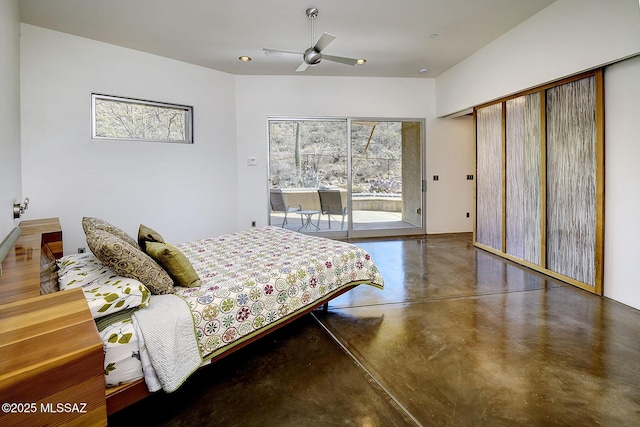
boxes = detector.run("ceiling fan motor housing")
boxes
[304,47,322,65]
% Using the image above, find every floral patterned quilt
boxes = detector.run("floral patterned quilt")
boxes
[173,226,384,361]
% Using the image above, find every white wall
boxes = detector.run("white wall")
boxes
[0,0,21,239]
[426,115,475,233]
[18,24,476,257]
[20,25,239,254]
[603,55,640,310]
[434,0,640,309]
[234,75,474,233]
[436,0,640,116]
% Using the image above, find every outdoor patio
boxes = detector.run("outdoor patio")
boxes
[269,209,413,233]
[269,188,418,233]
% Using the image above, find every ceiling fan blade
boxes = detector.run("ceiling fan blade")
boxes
[296,62,309,72]
[313,32,336,52]
[263,48,303,56]
[322,54,359,66]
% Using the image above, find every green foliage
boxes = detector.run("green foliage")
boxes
[369,177,401,194]
[94,97,188,141]
[269,120,403,192]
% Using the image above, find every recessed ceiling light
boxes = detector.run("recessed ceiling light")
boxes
[356,59,367,65]
[430,33,438,39]
[238,56,252,62]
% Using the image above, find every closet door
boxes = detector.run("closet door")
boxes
[476,103,503,251]
[506,93,542,265]
[473,71,603,294]
[546,76,597,287]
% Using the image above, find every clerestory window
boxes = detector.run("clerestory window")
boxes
[91,94,193,143]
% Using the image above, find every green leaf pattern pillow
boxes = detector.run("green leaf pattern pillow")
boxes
[97,313,144,387]
[57,253,151,319]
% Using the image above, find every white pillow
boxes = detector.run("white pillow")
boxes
[97,314,144,387]
[57,253,151,318]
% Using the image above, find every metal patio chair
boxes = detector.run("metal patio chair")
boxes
[318,189,347,230]
[270,188,301,227]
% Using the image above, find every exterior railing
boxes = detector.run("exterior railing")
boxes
[279,188,401,212]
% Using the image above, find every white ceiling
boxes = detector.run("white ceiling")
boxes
[18,0,557,78]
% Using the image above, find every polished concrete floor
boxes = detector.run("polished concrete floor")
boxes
[108,233,640,426]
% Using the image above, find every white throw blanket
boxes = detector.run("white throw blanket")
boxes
[132,294,203,393]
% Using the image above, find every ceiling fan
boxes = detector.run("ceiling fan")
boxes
[263,7,363,72]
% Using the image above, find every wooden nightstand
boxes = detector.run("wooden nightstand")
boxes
[0,288,107,426]
[0,218,63,304]
[19,217,63,259]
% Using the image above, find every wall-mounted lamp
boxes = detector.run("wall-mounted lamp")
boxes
[13,197,30,219]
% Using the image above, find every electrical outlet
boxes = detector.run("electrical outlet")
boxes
[433,175,439,181]
[251,221,256,227]
[78,247,86,253]
[467,174,474,180]
[466,212,470,218]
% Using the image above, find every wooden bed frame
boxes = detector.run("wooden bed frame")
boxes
[0,217,357,423]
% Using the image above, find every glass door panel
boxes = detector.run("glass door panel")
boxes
[268,119,348,234]
[268,118,424,237]
[350,120,423,235]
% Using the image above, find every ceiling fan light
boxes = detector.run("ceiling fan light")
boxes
[356,59,367,65]
[238,56,252,62]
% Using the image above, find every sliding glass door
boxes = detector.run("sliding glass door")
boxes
[268,117,425,238]
[350,120,423,235]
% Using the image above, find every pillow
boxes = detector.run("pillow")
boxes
[86,228,175,295]
[145,241,201,288]
[82,217,140,249]
[96,309,144,387]
[57,253,151,318]
[138,224,165,252]
[58,252,112,288]
[40,242,59,295]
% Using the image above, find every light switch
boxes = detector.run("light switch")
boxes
[247,157,258,166]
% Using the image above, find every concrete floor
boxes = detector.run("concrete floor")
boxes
[108,233,640,426]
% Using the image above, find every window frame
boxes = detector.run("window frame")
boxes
[91,93,194,144]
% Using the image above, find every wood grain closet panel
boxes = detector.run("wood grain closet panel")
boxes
[523,92,542,265]
[476,103,503,251]
[506,97,525,259]
[546,76,596,287]
[506,93,542,264]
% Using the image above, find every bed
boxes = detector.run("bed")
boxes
[0,217,384,419]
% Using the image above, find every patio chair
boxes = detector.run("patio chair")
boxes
[318,189,347,230]
[270,188,301,227]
